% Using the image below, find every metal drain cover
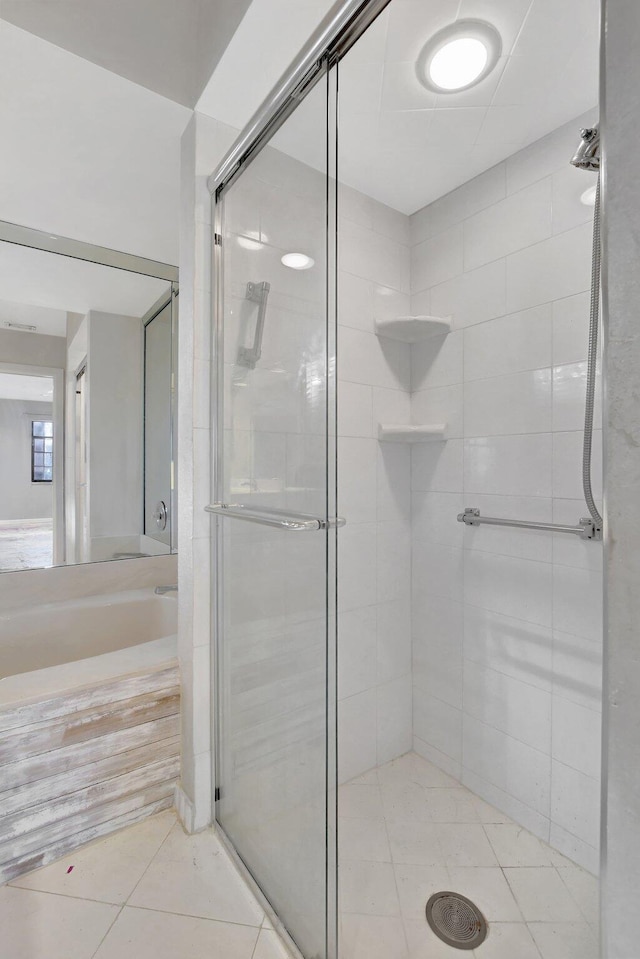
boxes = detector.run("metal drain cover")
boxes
[426,892,488,950]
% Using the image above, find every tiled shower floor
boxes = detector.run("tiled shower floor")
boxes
[339,752,599,959]
[0,753,598,959]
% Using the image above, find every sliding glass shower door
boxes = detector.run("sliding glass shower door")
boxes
[212,70,338,959]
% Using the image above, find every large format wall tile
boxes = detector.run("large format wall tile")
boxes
[409,116,603,870]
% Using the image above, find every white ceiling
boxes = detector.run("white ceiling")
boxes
[0,0,253,108]
[0,20,191,262]
[0,242,169,323]
[196,0,336,127]
[0,371,54,402]
[199,0,600,214]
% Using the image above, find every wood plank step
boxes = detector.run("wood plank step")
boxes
[0,689,180,765]
[0,735,180,818]
[0,664,179,732]
[0,793,175,884]
[1,714,179,790]
[0,756,180,844]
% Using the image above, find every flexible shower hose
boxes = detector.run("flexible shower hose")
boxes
[582,177,603,532]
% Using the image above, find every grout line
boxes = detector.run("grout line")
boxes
[123,810,178,906]
[90,903,125,959]
[117,901,265,930]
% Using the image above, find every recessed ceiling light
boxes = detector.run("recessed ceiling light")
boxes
[281,252,314,270]
[417,20,502,94]
[580,184,598,207]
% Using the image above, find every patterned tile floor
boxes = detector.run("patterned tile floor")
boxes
[1,752,599,959]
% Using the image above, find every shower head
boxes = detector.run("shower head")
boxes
[571,126,600,171]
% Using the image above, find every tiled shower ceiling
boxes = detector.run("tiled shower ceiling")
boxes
[272,0,600,213]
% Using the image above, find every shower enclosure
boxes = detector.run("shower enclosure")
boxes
[207,1,604,957]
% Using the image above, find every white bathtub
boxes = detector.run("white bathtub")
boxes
[0,588,177,706]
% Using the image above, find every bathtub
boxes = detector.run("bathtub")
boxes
[0,587,180,883]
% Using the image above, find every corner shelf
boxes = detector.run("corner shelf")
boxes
[378,424,447,444]
[375,315,450,343]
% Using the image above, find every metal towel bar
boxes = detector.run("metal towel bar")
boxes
[206,502,345,531]
[457,507,601,541]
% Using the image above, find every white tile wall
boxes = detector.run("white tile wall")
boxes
[337,183,413,782]
[409,116,603,873]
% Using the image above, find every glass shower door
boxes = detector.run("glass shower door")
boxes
[212,73,337,959]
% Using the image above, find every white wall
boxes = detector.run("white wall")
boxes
[0,398,53,520]
[177,112,237,831]
[409,114,602,873]
[337,183,413,781]
[85,310,143,556]
[0,328,66,370]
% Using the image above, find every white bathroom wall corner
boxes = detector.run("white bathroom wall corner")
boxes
[177,113,238,832]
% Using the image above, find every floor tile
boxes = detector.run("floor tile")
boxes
[394,865,450,921]
[340,860,401,916]
[11,810,176,905]
[422,788,481,823]
[446,867,522,921]
[341,914,409,959]
[483,823,554,867]
[93,905,259,959]
[339,816,391,862]
[404,919,468,958]
[389,822,498,867]
[129,824,264,926]
[504,867,583,921]
[348,768,379,785]
[339,784,385,820]
[377,754,459,789]
[528,920,599,959]
[381,782,433,822]
[469,796,514,825]
[0,885,118,959]
[252,927,293,959]
[556,863,599,921]
[471,921,540,958]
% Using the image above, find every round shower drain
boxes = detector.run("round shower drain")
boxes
[425,892,488,950]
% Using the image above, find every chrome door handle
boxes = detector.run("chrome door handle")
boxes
[205,503,345,531]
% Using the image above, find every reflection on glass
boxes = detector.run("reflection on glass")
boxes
[0,240,176,572]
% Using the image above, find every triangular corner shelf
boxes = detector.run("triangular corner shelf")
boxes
[374,315,451,343]
[378,424,447,443]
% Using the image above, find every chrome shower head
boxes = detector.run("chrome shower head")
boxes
[571,126,600,171]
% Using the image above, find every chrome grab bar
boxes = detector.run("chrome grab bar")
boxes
[205,502,346,531]
[457,507,601,541]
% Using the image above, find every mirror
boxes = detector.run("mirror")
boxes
[0,238,177,572]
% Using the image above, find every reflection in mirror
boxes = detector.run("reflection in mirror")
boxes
[0,239,177,572]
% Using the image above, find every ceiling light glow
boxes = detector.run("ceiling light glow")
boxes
[429,38,488,90]
[417,20,502,94]
[281,252,314,270]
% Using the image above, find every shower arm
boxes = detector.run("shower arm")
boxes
[238,280,271,369]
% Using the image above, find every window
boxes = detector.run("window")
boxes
[31,420,53,482]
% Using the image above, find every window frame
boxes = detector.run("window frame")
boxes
[31,418,54,484]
